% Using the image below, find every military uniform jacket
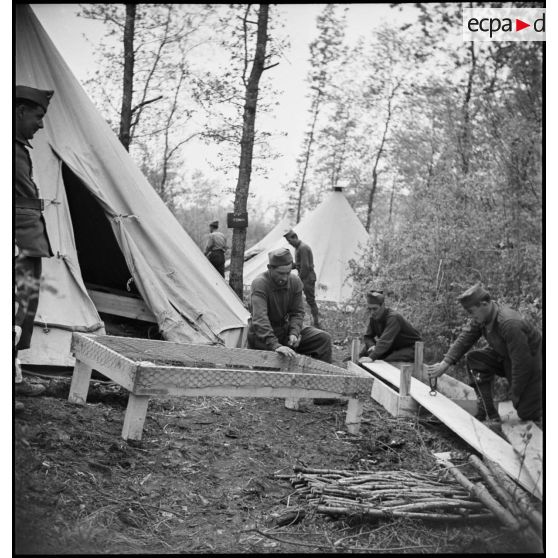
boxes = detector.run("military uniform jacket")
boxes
[248,271,305,350]
[15,138,53,257]
[444,303,542,406]
[204,231,227,254]
[294,241,316,283]
[362,307,422,360]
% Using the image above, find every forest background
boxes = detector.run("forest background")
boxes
[24,3,543,361]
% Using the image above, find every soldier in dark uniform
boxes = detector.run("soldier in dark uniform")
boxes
[426,284,542,422]
[283,230,321,328]
[247,248,332,365]
[204,220,227,277]
[14,85,55,401]
[358,291,422,363]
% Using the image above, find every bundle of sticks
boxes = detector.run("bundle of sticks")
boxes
[287,464,492,522]
[285,457,542,544]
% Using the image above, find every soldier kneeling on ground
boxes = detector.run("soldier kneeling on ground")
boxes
[426,284,542,423]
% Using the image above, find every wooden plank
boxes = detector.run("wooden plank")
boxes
[133,365,372,398]
[121,394,150,441]
[498,401,543,497]
[87,289,157,322]
[349,360,418,417]
[373,359,477,413]
[370,378,418,417]
[68,360,92,405]
[85,334,342,376]
[364,361,542,499]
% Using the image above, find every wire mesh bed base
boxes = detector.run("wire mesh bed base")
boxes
[68,333,374,440]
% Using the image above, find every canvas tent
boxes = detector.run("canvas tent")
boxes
[224,213,294,272]
[242,189,370,304]
[15,4,250,366]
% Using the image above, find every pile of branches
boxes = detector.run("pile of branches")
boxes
[286,465,492,522]
[441,454,542,547]
[282,457,542,549]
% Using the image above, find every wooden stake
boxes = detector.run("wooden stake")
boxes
[345,398,364,434]
[350,338,360,363]
[68,359,92,405]
[400,364,412,397]
[414,341,424,382]
[121,394,150,441]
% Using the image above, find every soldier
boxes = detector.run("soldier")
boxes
[204,220,227,277]
[358,291,422,363]
[426,284,542,422]
[283,229,321,328]
[247,247,332,364]
[15,85,55,404]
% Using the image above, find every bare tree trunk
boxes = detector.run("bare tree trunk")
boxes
[119,4,136,151]
[295,91,322,223]
[229,4,269,298]
[459,40,476,175]
[365,81,400,232]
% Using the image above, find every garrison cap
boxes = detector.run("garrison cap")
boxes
[457,284,491,308]
[366,290,385,305]
[268,247,293,267]
[210,220,219,228]
[283,229,297,238]
[15,85,54,112]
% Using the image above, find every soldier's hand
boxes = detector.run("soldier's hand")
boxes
[359,356,373,363]
[426,361,450,379]
[276,345,297,358]
[287,334,300,348]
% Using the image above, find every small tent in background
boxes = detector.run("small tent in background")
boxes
[15,4,250,366]
[242,188,370,304]
[224,213,294,272]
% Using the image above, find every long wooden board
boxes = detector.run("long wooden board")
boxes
[498,401,543,497]
[372,361,477,413]
[87,289,157,322]
[363,361,542,500]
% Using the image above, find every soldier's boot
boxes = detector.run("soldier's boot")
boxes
[471,380,500,422]
[310,306,322,329]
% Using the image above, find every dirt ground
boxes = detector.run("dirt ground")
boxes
[14,343,543,555]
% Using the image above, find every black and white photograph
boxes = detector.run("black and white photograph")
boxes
[13,2,545,554]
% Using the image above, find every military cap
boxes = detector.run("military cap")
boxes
[210,220,219,228]
[457,284,491,308]
[283,229,297,239]
[15,85,54,112]
[268,247,293,267]
[366,290,385,305]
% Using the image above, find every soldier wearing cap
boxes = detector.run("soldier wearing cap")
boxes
[426,284,542,422]
[358,290,422,363]
[14,85,55,401]
[247,247,332,366]
[283,229,321,328]
[204,220,227,277]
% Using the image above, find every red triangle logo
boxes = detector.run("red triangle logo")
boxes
[516,18,530,32]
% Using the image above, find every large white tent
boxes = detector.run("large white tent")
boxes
[242,189,370,304]
[15,5,250,366]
